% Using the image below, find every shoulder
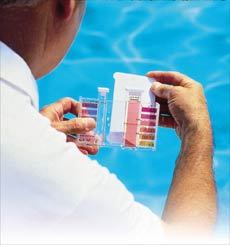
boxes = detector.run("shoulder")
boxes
[0,41,38,108]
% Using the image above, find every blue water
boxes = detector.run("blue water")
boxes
[38,0,230,237]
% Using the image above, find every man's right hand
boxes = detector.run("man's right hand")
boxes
[147,71,211,140]
[147,71,216,237]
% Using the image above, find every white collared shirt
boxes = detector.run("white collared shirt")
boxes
[0,42,163,244]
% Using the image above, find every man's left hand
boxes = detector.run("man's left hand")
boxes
[40,97,98,155]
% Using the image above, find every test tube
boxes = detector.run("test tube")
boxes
[96,87,110,145]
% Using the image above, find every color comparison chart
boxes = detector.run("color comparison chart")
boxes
[124,100,158,148]
[77,91,159,150]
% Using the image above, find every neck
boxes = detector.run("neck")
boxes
[0,3,50,78]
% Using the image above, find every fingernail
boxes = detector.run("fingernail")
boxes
[151,81,161,91]
[85,118,96,131]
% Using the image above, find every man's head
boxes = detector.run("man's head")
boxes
[0,0,85,78]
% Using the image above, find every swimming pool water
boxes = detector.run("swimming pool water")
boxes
[38,0,230,238]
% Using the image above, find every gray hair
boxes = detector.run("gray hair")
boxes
[0,0,42,7]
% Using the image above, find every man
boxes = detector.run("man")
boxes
[0,0,216,243]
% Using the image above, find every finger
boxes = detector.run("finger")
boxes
[52,117,96,134]
[67,135,99,155]
[78,133,100,155]
[147,71,194,87]
[57,97,81,117]
[159,115,176,128]
[66,135,88,155]
[78,146,99,155]
[151,81,174,100]
[49,98,81,119]
[79,149,89,155]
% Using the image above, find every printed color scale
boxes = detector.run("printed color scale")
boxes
[138,106,157,147]
[77,99,98,145]
[124,102,157,148]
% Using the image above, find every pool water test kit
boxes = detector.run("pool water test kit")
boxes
[76,72,160,150]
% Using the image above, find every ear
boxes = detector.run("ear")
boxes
[56,0,77,21]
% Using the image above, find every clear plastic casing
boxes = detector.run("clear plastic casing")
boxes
[76,88,160,150]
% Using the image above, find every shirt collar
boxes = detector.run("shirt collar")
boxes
[0,41,39,110]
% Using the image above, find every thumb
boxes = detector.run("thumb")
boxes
[52,118,96,134]
[151,81,174,100]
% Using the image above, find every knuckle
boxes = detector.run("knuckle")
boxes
[158,86,165,94]
[73,121,81,130]
[74,119,84,131]
[170,87,180,98]
[173,86,181,94]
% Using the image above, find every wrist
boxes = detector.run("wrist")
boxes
[181,116,213,148]
[179,120,213,165]
[181,114,212,141]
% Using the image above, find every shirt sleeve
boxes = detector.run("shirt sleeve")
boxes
[1,80,164,243]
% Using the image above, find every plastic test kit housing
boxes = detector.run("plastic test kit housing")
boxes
[76,72,160,150]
